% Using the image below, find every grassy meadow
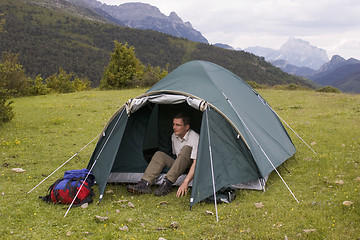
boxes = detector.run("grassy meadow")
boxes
[0,88,359,239]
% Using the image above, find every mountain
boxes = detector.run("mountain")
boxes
[310,55,360,93]
[269,59,315,77]
[245,46,277,59]
[312,64,360,93]
[213,43,235,50]
[313,55,360,78]
[65,0,208,43]
[0,0,314,88]
[269,54,360,93]
[245,38,360,93]
[274,38,329,70]
[245,37,329,70]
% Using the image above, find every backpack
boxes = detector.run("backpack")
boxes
[40,169,95,206]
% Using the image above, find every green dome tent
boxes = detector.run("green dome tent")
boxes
[87,60,296,208]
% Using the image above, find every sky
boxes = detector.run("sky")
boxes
[99,0,360,60]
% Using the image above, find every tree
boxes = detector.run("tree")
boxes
[0,87,14,125]
[0,15,14,125]
[100,41,143,89]
[0,52,29,96]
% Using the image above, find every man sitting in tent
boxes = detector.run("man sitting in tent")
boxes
[127,112,199,197]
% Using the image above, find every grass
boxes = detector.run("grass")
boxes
[0,88,359,239]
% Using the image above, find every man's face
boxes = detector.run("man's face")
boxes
[173,118,189,139]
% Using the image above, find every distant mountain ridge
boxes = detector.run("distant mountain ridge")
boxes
[269,59,315,77]
[245,37,329,70]
[270,55,360,93]
[314,55,360,77]
[65,0,208,43]
[213,43,235,50]
[310,56,360,93]
[245,38,360,93]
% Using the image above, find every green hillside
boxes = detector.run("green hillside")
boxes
[0,0,313,87]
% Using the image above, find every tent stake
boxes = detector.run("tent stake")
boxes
[27,133,101,194]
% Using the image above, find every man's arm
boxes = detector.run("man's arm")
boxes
[176,159,196,197]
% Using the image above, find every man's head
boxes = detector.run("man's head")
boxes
[173,112,190,138]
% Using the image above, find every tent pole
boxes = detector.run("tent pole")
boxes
[27,133,101,194]
[205,107,219,222]
[64,109,125,217]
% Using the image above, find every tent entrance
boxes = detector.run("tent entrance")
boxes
[108,94,204,186]
[125,93,205,160]
[143,102,203,159]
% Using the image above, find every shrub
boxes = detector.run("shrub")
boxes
[246,81,260,89]
[141,64,168,87]
[28,75,50,95]
[273,84,312,91]
[72,76,91,92]
[316,86,341,93]
[46,68,74,93]
[286,83,300,90]
[45,68,90,93]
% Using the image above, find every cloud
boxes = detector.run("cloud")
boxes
[100,0,360,59]
[327,36,360,59]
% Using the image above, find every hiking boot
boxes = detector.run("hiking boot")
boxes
[127,179,152,194]
[154,179,173,196]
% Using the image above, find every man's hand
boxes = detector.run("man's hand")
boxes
[176,181,189,197]
[176,159,196,197]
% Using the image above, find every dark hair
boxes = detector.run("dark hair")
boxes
[174,112,190,126]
